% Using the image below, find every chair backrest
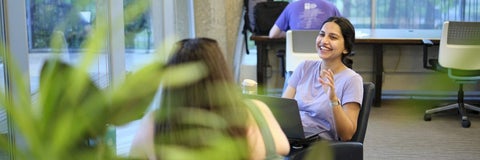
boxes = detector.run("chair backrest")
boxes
[351,82,375,143]
[285,30,320,72]
[438,21,480,70]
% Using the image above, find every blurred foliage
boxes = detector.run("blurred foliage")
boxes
[0,0,215,159]
[0,56,207,159]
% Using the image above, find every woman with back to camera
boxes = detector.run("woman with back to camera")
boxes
[282,17,363,141]
[129,38,290,160]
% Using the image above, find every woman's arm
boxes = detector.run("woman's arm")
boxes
[332,102,360,141]
[281,86,296,99]
[320,69,361,141]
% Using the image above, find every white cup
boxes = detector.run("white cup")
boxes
[242,79,258,94]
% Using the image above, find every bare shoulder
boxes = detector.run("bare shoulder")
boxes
[245,99,278,122]
[244,99,290,155]
[246,99,271,113]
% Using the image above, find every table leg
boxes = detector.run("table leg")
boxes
[256,42,267,94]
[372,44,383,107]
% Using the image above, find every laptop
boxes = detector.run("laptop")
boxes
[243,94,320,144]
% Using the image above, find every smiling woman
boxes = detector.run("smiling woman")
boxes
[282,16,364,142]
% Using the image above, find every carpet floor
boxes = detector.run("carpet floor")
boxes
[364,99,480,160]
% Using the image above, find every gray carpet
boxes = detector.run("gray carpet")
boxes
[364,100,480,160]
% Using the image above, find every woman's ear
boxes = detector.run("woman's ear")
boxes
[342,50,348,54]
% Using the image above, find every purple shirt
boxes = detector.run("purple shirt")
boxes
[288,60,363,140]
[275,0,341,31]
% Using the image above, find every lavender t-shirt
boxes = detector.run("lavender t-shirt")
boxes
[288,60,363,140]
[275,0,341,31]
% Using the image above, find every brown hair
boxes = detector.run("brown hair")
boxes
[154,38,249,158]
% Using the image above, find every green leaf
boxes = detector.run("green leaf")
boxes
[107,62,207,125]
[160,62,208,88]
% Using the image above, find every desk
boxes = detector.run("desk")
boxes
[251,29,441,106]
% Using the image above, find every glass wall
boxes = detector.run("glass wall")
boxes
[331,0,480,29]
[26,0,96,52]
[26,0,110,97]
[25,0,153,52]
[123,0,155,73]
[124,0,153,53]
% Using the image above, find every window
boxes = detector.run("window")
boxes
[124,0,153,53]
[331,0,480,29]
[26,0,96,52]
[26,0,155,53]
[26,0,109,96]
[124,0,156,73]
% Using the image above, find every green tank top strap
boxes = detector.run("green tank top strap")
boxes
[245,100,284,160]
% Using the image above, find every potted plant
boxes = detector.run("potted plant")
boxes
[0,1,207,159]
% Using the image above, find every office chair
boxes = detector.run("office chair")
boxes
[288,82,375,160]
[285,30,320,76]
[422,21,480,128]
[282,30,318,93]
[283,29,353,91]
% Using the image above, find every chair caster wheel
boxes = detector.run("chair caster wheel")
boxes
[462,120,471,128]
[424,114,431,121]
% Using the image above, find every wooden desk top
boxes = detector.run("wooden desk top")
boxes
[250,29,441,45]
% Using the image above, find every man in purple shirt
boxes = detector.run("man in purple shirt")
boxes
[269,0,341,38]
